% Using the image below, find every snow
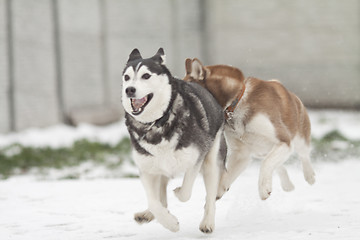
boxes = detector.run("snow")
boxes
[1,160,360,239]
[308,110,360,140]
[0,121,129,149]
[0,110,360,239]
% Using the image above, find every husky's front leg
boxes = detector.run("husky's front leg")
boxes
[140,173,179,232]
[174,162,202,202]
[199,133,221,234]
[134,176,168,224]
[200,155,220,233]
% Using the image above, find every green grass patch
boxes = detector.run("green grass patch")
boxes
[0,137,132,179]
[1,130,359,179]
[311,130,360,161]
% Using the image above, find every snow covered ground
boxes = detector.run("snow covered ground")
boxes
[1,160,360,240]
[0,110,360,239]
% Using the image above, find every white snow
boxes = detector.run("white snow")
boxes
[0,110,360,239]
[308,110,360,140]
[0,120,129,149]
[1,160,360,239]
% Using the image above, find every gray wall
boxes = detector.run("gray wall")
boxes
[0,0,359,133]
[0,0,9,133]
[12,0,59,130]
[205,0,360,109]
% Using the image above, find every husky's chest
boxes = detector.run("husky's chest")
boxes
[133,134,200,177]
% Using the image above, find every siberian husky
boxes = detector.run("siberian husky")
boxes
[122,49,226,233]
[183,58,316,200]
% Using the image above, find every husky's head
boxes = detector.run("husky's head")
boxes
[122,48,172,124]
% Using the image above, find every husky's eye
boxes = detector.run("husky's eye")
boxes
[124,75,130,81]
[142,73,151,80]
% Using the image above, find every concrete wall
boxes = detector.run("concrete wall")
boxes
[105,0,203,103]
[12,0,59,130]
[105,0,174,110]
[0,0,359,133]
[206,0,360,108]
[58,0,104,110]
[0,0,9,133]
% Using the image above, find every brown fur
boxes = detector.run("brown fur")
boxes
[184,59,245,109]
[183,59,311,146]
[245,78,311,145]
[184,58,315,201]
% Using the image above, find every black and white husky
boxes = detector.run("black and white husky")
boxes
[122,48,226,233]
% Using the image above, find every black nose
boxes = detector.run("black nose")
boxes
[125,87,136,97]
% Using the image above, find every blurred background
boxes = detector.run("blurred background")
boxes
[0,0,359,133]
[1,3,360,237]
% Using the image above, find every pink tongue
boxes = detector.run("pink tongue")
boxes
[132,97,147,109]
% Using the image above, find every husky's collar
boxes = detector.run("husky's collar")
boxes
[224,84,246,121]
[155,106,172,127]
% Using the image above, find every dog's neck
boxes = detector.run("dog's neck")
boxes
[126,89,177,142]
[154,90,177,127]
[224,83,246,120]
[204,65,246,109]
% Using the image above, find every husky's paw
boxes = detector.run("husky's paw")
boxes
[134,210,154,224]
[173,187,191,202]
[216,185,229,200]
[281,180,295,192]
[199,218,215,234]
[259,178,272,200]
[158,212,179,232]
[217,176,230,200]
[304,169,316,185]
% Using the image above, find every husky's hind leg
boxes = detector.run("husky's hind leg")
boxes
[298,145,315,185]
[302,155,315,185]
[277,165,295,192]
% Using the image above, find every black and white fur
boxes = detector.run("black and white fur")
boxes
[122,48,226,233]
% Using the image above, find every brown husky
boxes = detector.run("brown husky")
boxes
[184,58,315,200]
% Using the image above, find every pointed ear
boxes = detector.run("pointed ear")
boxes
[128,48,142,63]
[190,58,205,80]
[151,47,166,65]
[185,58,192,74]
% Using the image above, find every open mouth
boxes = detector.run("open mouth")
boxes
[130,93,153,115]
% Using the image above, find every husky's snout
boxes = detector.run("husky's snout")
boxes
[125,87,136,98]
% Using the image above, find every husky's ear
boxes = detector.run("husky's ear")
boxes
[151,48,166,65]
[128,48,142,63]
[185,58,192,74]
[190,58,205,81]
